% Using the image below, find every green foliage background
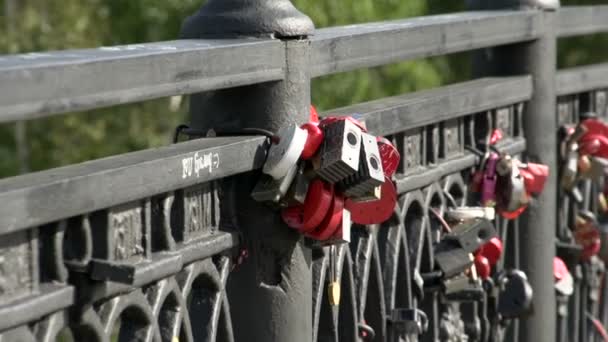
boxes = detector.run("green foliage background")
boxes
[0,0,605,178]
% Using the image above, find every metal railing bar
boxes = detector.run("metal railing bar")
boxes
[556,63,608,96]
[394,137,526,194]
[0,135,267,235]
[0,39,285,123]
[557,6,608,38]
[311,11,542,77]
[324,76,533,136]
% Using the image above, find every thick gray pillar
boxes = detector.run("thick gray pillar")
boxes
[470,1,559,342]
[181,1,314,341]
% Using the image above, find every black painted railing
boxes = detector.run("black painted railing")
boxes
[0,1,607,342]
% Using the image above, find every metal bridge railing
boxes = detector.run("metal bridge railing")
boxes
[0,1,607,342]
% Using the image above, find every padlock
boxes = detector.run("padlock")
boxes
[319,115,368,133]
[496,163,529,219]
[495,154,513,177]
[434,245,474,279]
[389,308,429,336]
[446,206,495,222]
[377,136,400,177]
[555,240,583,271]
[310,105,320,123]
[580,156,608,182]
[339,132,385,199]
[474,254,491,280]
[263,124,308,179]
[574,211,601,262]
[345,176,397,225]
[489,128,504,146]
[307,194,345,241]
[281,180,333,233]
[579,117,608,158]
[300,122,324,160]
[554,257,574,296]
[481,153,500,207]
[328,245,340,306]
[251,163,300,203]
[561,143,579,191]
[443,273,485,302]
[316,119,362,183]
[442,218,497,254]
[497,269,533,319]
[311,210,352,247]
[519,162,549,196]
[279,162,310,207]
[476,237,503,267]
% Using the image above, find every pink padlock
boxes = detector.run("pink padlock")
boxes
[481,153,500,207]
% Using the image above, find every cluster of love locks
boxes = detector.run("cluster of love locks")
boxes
[249,106,557,332]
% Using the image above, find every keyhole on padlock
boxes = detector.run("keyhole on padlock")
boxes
[370,156,379,170]
[347,132,358,146]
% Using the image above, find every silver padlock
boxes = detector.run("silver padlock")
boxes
[317,119,362,183]
[263,124,308,180]
[581,156,608,182]
[339,132,385,199]
[251,163,299,203]
[561,143,579,190]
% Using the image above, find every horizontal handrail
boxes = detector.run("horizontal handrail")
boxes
[558,6,608,38]
[0,39,285,123]
[0,76,531,234]
[556,63,608,96]
[0,136,267,235]
[311,11,542,77]
[324,76,533,135]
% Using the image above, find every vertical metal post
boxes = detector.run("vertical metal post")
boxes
[470,1,559,342]
[181,1,314,341]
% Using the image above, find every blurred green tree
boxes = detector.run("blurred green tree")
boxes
[0,0,605,177]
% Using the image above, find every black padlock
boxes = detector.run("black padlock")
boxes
[316,119,362,183]
[339,132,384,199]
[497,269,533,319]
[434,246,473,278]
[389,308,429,336]
[442,219,497,254]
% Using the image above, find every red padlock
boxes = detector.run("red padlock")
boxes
[489,129,504,146]
[346,176,397,225]
[377,136,400,177]
[579,118,608,158]
[519,163,549,196]
[310,105,320,123]
[574,216,601,262]
[300,122,324,160]
[307,194,344,240]
[476,237,503,267]
[553,257,569,282]
[282,180,333,233]
[474,254,491,280]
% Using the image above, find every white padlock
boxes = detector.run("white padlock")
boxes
[446,207,495,221]
[263,124,308,180]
